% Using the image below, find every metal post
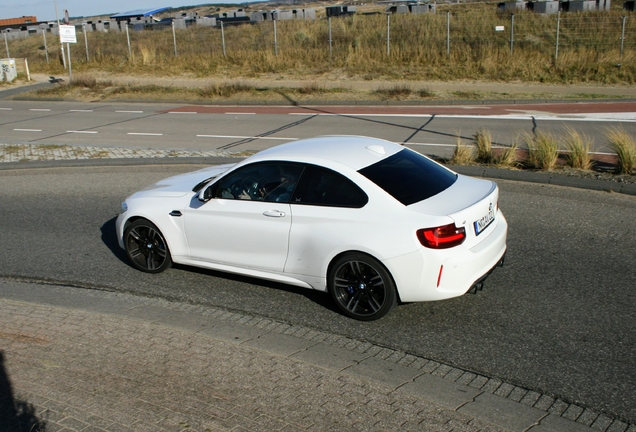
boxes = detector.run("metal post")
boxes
[43,31,49,63]
[83,24,89,61]
[221,21,226,57]
[54,0,66,69]
[172,21,178,57]
[509,14,515,56]
[274,20,278,56]
[3,32,9,58]
[328,17,333,57]
[24,58,31,81]
[67,42,73,83]
[555,11,560,61]
[125,23,131,58]
[446,11,450,56]
[386,14,391,56]
[620,16,627,58]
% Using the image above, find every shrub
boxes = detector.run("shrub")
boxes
[606,127,636,174]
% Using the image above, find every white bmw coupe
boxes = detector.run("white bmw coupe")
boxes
[117,136,507,320]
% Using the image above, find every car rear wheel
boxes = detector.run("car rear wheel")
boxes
[124,219,172,273]
[329,253,397,321]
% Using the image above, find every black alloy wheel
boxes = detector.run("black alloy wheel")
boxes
[329,253,397,321]
[124,219,172,273]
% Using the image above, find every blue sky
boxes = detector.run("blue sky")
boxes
[0,1,242,22]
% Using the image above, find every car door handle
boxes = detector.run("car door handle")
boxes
[263,210,286,218]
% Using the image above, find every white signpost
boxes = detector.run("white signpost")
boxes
[59,25,76,81]
[59,25,77,43]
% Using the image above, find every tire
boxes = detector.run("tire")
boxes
[328,253,397,321]
[124,219,172,273]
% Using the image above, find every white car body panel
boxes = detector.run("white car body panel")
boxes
[183,199,292,272]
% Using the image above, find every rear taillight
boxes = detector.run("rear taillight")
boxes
[417,223,466,249]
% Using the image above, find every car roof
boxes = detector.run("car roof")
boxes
[247,136,405,171]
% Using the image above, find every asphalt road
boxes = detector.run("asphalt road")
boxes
[1,100,636,159]
[0,164,635,423]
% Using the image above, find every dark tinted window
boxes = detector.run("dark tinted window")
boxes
[292,165,368,208]
[358,149,457,205]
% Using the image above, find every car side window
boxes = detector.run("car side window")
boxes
[214,162,303,203]
[292,165,368,208]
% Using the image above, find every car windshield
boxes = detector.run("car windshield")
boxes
[358,149,457,205]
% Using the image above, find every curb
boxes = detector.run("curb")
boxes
[451,165,636,197]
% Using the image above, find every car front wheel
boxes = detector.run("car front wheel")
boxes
[124,219,172,273]
[329,253,397,321]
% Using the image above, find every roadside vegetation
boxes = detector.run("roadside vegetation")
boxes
[5,4,635,85]
[606,127,636,174]
[449,127,635,178]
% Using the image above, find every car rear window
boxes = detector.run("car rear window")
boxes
[358,149,457,205]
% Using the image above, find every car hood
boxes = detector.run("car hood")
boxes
[133,163,235,198]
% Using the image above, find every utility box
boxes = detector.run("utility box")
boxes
[1,58,17,82]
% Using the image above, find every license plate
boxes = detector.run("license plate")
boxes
[474,204,496,236]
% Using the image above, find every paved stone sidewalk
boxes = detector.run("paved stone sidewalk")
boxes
[0,294,502,431]
[0,143,238,164]
[1,281,630,432]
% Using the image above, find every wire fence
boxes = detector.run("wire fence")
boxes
[6,10,635,81]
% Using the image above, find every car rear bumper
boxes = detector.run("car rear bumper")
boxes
[386,211,508,302]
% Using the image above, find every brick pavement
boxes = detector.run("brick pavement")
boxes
[1,281,631,432]
[1,296,503,432]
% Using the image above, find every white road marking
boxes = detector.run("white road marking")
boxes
[69,109,94,112]
[127,132,163,136]
[196,135,297,140]
[0,108,12,110]
[30,109,51,112]
[13,129,42,132]
[289,112,636,122]
[66,130,98,134]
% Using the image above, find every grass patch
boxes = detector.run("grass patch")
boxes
[2,145,21,154]
[525,131,559,170]
[296,82,327,95]
[200,81,255,98]
[563,126,593,170]
[473,128,494,164]
[452,90,483,100]
[374,83,413,100]
[606,127,636,174]
[417,88,435,98]
[451,136,474,165]
[494,144,519,167]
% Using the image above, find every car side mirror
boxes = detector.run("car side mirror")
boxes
[198,183,216,202]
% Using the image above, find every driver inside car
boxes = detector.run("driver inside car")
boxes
[238,171,297,202]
